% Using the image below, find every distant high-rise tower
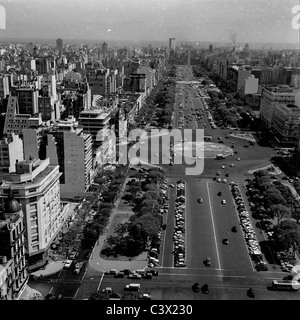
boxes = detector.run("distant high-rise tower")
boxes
[187,51,191,67]
[102,42,108,57]
[56,38,63,55]
[169,38,176,51]
[209,44,213,52]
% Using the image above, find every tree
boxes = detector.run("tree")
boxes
[292,207,300,224]
[264,187,286,206]
[89,291,110,300]
[274,220,300,252]
[268,204,291,225]
[147,169,165,184]
[129,213,160,244]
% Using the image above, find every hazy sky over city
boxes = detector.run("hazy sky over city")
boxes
[0,0,299,44]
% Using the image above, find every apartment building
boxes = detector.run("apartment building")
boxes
[0,195,28,300]
[78,108,114,169]
[260,85,299,129]
[0,133,24,179]
[227,65,252,92]
[0,158,67,270]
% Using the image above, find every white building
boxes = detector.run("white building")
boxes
[0,133,24,179]
[0,158,68,271]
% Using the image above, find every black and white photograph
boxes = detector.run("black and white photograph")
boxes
[0,0,300,307]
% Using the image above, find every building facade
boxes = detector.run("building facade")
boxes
[0,158,66,270]
[0,195,28,300]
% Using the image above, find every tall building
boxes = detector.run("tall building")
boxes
[78,108,114,169]
[42,118,94,198]
[102,42,108,57]
[12,86,39,115]
[3,95,43,136]
[56,38,63,55]
[0,158,67,270]
[169,38,176,51]
[227,65,252,92]
[0,193,28,300]
[209,44,213,53]
[260,85,299,129]
[0,133,24,180]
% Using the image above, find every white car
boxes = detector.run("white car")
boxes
[64,260,73,269]
[221,199,226,205]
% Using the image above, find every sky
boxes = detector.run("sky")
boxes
[0,0,299,44]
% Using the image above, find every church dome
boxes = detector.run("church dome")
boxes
[4,197,21,214]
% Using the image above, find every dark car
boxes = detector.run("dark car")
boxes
[222,238,229,245]
[247,288,255,298]
[143,272,153,279]
[120,269,132,275]
[231,226,237,233]
[148,270,158,276]
[201,284,209,294]
[114,271,125,278]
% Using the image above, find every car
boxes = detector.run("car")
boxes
[247,288,255,298]
[201,284,209,294]
[73,261,84,274]
[114,271,125,278]
[169,183,175,188]
[216,171,221,175]
[147,269,158,276]
[198,198,203,203]
[102,287,112,294]
[68,251,78,260]
[221,199,226,205]
[283,274,295,281]
[105,269,118,275]
[231,226,237,233]
[143,272,153,279]
[64,259,73,269]
[236,158,240,161]
[204,257,211,266]
[222,238,229,245]
[128,273,142,279]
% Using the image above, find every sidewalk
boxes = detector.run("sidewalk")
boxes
[31,258,65,277]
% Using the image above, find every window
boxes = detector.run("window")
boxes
[28,188,36,193]
[29,196,37,203]
[32,244,39,251]
[30,220,37,228]
[31,227,38,234]
[31,235,39,242]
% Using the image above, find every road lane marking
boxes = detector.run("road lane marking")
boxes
[97,272,105,291]
[206,182,222,270]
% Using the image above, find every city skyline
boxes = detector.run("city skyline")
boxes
[0,0,298,45]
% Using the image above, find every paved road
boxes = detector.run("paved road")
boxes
[29,65,296,300]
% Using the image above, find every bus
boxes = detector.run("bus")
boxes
[271,280,300,291]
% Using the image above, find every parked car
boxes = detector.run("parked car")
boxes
[73,261,84,274]
[128,273,142,279]
[68,251,78,260]
[64,259,73,269]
